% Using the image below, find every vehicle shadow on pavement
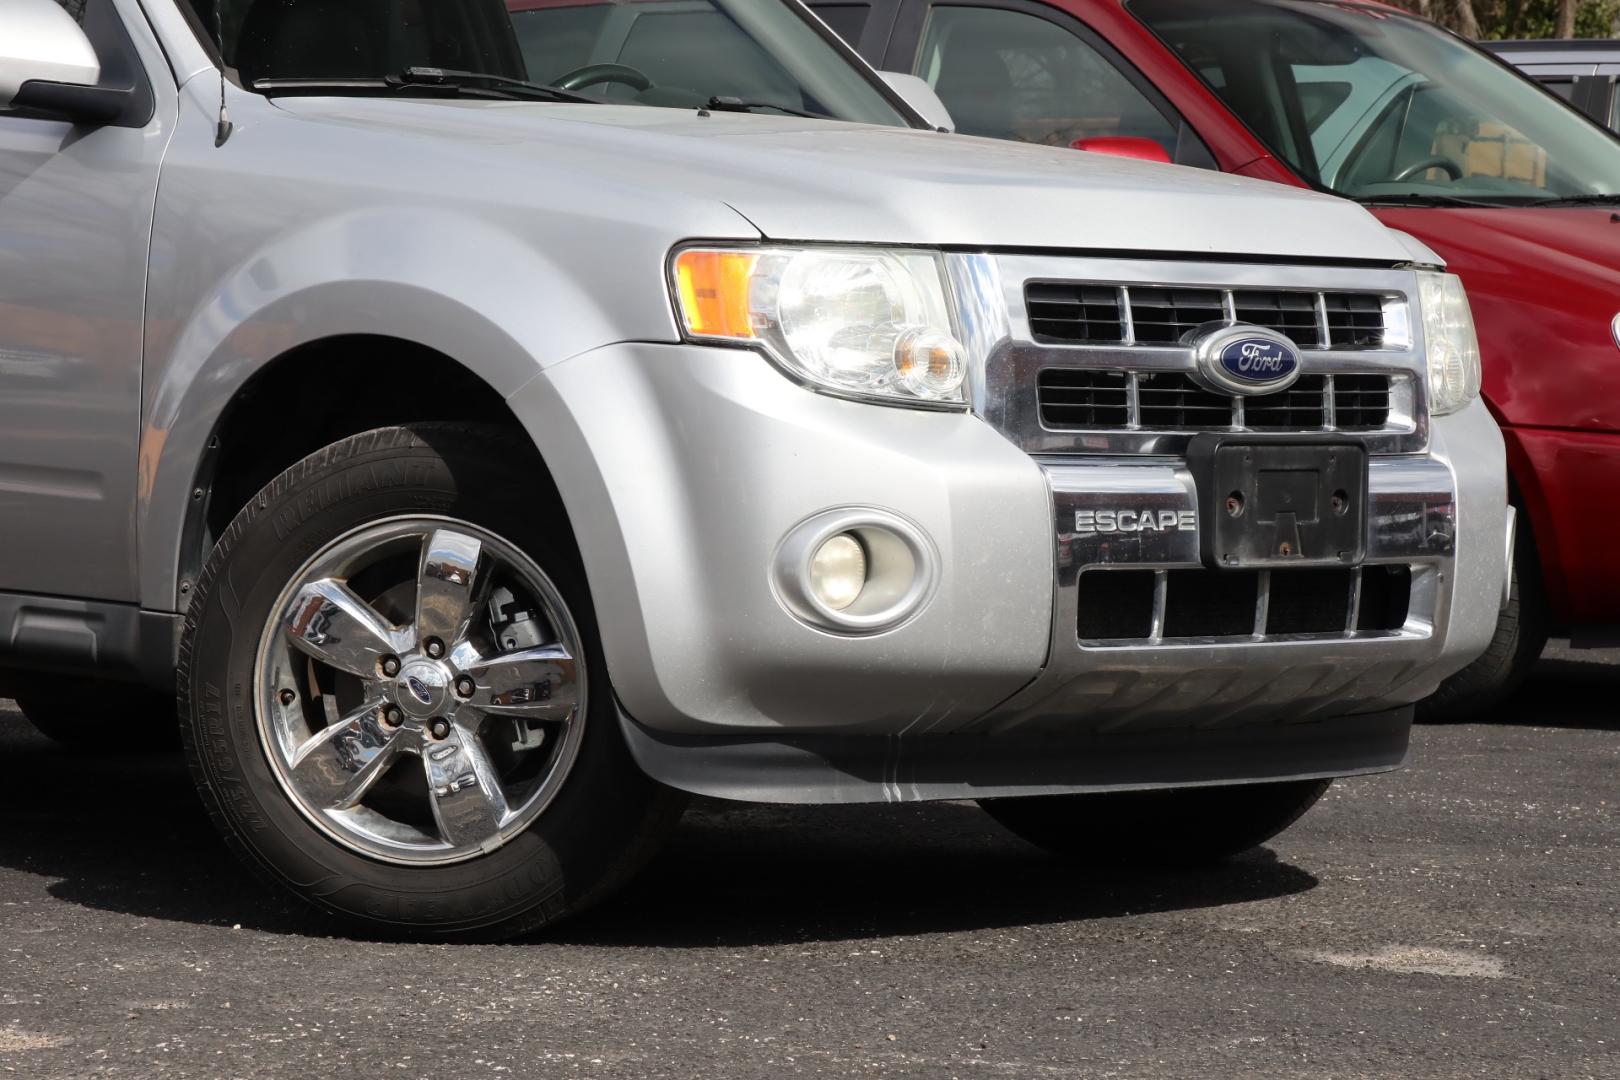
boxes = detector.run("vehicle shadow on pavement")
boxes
[1470,644,1620,731]
[553,799,1318,948]
[0,709,327,936]
[0,707,1318,944]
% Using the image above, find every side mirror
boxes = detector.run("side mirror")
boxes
[0,0,127,124]
[880,72,956,133]
[1070,136,1174,165]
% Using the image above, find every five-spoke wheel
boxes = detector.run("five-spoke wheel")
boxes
[260,519,586,864]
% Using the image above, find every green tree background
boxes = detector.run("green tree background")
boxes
[1390,0,1620,39]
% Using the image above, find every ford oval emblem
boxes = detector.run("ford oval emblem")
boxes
[1193,325,1303,396]
[1220,337,1298,382]
[406,676,434,705]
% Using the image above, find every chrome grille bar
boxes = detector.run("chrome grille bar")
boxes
[1027,283,1394,350]
[1254,570,1272,637]
[968,253,1429,456]
[1044,371,1393,433]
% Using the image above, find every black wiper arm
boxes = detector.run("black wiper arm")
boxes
[1353,193,1511,209]
[704,95,826,120]
[394,67,601,104]
[251,69,600,104]
[1520,193,1620,207]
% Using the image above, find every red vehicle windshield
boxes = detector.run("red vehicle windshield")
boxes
[1131,0,1620,205]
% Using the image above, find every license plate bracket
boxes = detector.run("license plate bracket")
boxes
[1188,434,1368,569]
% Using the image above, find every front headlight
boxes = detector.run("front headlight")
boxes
[1417,271,1482,416]
[671,246,969,408]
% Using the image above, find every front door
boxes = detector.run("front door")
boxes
[0,0,170,601]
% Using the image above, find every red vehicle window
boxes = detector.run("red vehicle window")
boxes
[1131,0,1620,203]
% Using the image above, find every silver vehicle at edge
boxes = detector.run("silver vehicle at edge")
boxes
[0,0,1510,939]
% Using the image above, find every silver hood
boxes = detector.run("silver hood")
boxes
[271,98,1412,263]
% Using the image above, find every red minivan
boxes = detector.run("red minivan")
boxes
[822,0,1620,716]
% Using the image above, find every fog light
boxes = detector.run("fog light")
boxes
[774,509,939,634]
[809,533,867,611]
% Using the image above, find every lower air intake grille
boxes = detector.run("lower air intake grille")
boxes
[1075,567,1158,641]
[1077,566,1412,643]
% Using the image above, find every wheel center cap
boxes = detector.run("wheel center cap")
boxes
[396,660,451,719]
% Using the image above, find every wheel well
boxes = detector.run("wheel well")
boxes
[194,336,548,572]
[1497,427,1566,630]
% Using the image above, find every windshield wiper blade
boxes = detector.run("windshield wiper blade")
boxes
[1520,193,1620,207]
[394,67,601,104]
[704,95,826,120]
[1354,193,1511,209]
[251,69,601,104]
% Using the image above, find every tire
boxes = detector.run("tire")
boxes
[179,424,685,941]
[1418,514,1548,722]
[980,778,1333,866]
[15,680,178,753]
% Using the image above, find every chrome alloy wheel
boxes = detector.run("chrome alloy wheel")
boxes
[254,517,587,865]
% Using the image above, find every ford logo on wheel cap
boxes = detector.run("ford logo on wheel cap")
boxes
[1192,324,1303,396]
[405,676,434,705]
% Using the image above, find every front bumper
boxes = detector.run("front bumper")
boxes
[1502,424,1620,630]
[509,342,1507,799]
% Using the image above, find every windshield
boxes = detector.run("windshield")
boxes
[181,0,911,126]
[1130,0,1620,204]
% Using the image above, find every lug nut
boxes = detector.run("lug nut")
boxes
[429,718,452,741]
[278,689,297,708]
[425,638,445,660]
[454,676,476,699]
[381,655,401,677]
[383,706,403,728]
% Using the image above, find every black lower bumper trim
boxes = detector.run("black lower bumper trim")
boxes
[620,705,1413,805]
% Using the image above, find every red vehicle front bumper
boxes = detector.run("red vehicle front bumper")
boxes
[1504,425,1620,633]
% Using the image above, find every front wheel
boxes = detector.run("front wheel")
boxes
[179,424,683,940]
[1419,514,1548,722]
[980,779,1333,865]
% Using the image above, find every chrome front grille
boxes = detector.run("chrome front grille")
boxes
[1037,371,1394,432]
[969,254,1429,457]
[1026,282,1388,349]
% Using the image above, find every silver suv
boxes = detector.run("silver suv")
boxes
[0,0,1510,939]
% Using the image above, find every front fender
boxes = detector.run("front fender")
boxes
[137,203,691,611]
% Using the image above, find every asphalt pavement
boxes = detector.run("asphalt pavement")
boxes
[0,642,1614,1079]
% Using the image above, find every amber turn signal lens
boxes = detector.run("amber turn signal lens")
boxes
[673,249,759,340]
